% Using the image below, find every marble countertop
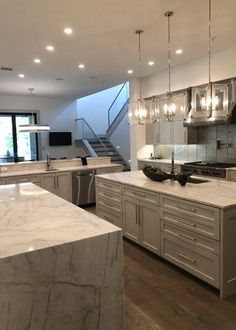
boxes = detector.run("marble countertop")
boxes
[97,170,236,209]
[0,183,120,260]
[138,158,185,165]
[0,163,122,178]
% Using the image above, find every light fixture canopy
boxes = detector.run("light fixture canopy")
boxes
[18,88,50,133]
[128,29,154,125]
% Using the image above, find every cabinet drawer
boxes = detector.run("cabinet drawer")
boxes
[8,175,40,185]
[160,208,219,240]
[124,186,159,205]
[97,188,121,204]
[161,221,219,255]
[97,196,122,213]
[97,207,122,228]
[161,234,219,288]
[96,179,122,194]
[160,195,220,225]
[0,178,6,185]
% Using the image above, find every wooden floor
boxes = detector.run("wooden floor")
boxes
[84,207,236,329]
[124,239,236,330]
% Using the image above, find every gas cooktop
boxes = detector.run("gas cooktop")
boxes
[183,161,236,168]
[181,161,236,178]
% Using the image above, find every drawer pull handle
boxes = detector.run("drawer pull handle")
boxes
[171,217,197,228]
[179,233,196,242]
[177,252,196,264]
[102,192,112,197]
[103,201,115,208]
[104,215,114,223]
[103,183,112,188]
[132,192,146,198]
[178,205,197,213]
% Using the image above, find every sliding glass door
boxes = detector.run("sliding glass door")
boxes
[0,113,39,163]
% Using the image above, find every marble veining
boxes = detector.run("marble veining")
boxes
[0,183,124,329]
[97,170,236,209]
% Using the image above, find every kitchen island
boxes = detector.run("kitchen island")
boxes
[96,170,236,298]
[0,183,124,329]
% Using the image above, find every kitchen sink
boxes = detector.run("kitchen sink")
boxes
[44,168,59,172]
[187,177,209,184]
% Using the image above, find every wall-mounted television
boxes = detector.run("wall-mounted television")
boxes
[49,132,72,146]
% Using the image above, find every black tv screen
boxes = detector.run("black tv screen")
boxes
[49,132,72,146]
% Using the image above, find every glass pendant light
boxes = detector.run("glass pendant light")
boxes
[200,0,219,114]
[163,11,176,121]
[18,88,50,133]
[128,30,153,125]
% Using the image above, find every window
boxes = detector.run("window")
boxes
[0,113,39,163]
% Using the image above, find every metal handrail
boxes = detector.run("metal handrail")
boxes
[75,117,108,154]
[108,82,128,127]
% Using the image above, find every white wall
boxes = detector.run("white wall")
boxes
[109,113,130,164]
[76,84,124,135]
[0,94,78,160]
[142,46,236,98]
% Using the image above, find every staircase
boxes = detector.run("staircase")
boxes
[88,136,130,171]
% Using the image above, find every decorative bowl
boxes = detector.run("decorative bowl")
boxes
[143,168,172,182]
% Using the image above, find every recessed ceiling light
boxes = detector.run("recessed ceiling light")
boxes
[18,74,25,78]
[148,61,155,66]
[78,64,85,69]
[176,49,183,55]
[34,58,41,64]
[46,45,54,52]
[127,70,133,74]
[64,27,73,34]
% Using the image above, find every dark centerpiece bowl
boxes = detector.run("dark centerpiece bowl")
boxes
[143,165,172,182]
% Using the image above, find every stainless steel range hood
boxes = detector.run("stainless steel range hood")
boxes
[183,79,236,127]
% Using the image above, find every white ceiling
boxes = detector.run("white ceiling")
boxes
[0,0,236,99]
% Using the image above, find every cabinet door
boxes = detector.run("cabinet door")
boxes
[40,174,57,195]
[140,201,160,255]
[56,172,72,202]
[123,197,139,243]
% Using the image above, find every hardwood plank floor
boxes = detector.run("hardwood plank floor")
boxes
[124,239,236,330]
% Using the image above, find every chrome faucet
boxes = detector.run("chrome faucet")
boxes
[46,152,53,170]
[171,150,175,176]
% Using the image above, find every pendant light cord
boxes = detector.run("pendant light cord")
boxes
[135,29,143,101]
[164,11,173,100]
[208,0,212,85]
[29,88,34,124]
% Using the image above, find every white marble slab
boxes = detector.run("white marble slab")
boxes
[0,162,122,178]
[0,183,124,329]
[97,170,236,209]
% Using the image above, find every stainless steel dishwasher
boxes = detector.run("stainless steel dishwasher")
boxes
[72,169,95,206]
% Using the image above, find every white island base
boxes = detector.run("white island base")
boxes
[0,183,124,329]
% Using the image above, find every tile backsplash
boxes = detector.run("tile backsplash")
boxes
[154,125,236,163]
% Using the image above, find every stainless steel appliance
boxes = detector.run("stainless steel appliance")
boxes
[72,170,95,206]
[181,161,236,178]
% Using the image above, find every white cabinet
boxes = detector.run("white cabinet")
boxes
[96,166,123,175]
[96,178,123,229]
[160,194,220,288]
[7,175,41,186]
[123,189,160,255]
[40,172,72,202]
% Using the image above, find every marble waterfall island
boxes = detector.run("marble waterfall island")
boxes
[0,183,124,330]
